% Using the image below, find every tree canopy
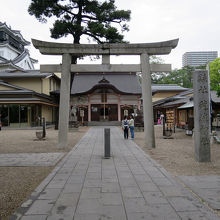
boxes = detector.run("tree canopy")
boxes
[151,66,195,88]
[209,58,220,96]
[28,0,131,45]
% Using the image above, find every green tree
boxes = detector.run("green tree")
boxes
[209,58,220,96]
[28,0,131,63]
[152,66,195,88]
[149,55,165,83]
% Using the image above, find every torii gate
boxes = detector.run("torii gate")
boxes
[32,38,179,148]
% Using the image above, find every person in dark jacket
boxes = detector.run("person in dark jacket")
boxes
[122,116,129,139]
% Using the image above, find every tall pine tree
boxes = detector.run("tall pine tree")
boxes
[28,0,131,63]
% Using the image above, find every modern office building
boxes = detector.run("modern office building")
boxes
[182,51,218,67]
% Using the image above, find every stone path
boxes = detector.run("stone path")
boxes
[0,153,65,166]
[178,176,220,210]
[11,127,220,220]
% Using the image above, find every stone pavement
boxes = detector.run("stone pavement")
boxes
[11,127,220,220]
[178,176,220,210]
[0,153,65,166]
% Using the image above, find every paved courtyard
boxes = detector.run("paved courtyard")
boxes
[11,127,220,220]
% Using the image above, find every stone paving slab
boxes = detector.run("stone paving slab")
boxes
[10,127,220,220]
[178,175,220,210]
[0,152,65,166]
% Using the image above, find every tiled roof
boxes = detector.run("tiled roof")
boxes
[152,84,188,92]
[155,89,220,109]
[178,101,194,109]
[0,70,53,78]
[153,88,192,107]
[12,50,30,63]
[71,73,142,95]
[0,79,30,90]
[161,96,191,107]
[0,22,30,45]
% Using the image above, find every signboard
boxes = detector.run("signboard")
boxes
[80,110,84,117]
[124,110,128,116]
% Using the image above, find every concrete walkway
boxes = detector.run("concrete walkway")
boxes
[11,127,220,220]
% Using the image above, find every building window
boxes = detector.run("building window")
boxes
[20,105,28,123]
[0,31,7,41]
[0,104,42,127]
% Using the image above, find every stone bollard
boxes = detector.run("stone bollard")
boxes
[42,117,46,138]
[104,128,111,158]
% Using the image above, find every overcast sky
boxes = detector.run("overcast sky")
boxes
[0,0,219,69]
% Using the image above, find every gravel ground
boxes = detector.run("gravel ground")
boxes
[1,125,220,219]
[135,125,220,176]
[0,127,88,220]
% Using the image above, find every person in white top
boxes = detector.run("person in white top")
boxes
[129,115,135,139]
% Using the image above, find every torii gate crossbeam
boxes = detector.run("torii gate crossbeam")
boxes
[32,38,179,148]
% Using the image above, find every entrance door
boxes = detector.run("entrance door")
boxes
[100,106,109,121]
[91,104,100,121]
[108,104,118,121]
[91,104,118,121]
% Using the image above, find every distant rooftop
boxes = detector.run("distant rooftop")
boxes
[152,84,188,92]
[0,21,30,45]
[0,69,58,79]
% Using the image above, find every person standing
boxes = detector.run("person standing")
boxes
[129,115,135,139]
[122,116,129,139]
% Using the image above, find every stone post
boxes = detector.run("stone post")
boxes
[88,95,91,122]
[104,128,111,158]
[42,117,46,138]
[58,53,71,148]
[193,70,211,162]
[140,53,155,148]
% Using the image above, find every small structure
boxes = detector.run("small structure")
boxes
[153,89,220,132]
[153,87,191,126]
[153,89,194,129]
[36,117,46,140]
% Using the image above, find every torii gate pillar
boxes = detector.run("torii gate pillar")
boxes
[58,54,71,148]
[141,53,155,148]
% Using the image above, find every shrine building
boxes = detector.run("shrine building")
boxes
[69,72,142,124]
